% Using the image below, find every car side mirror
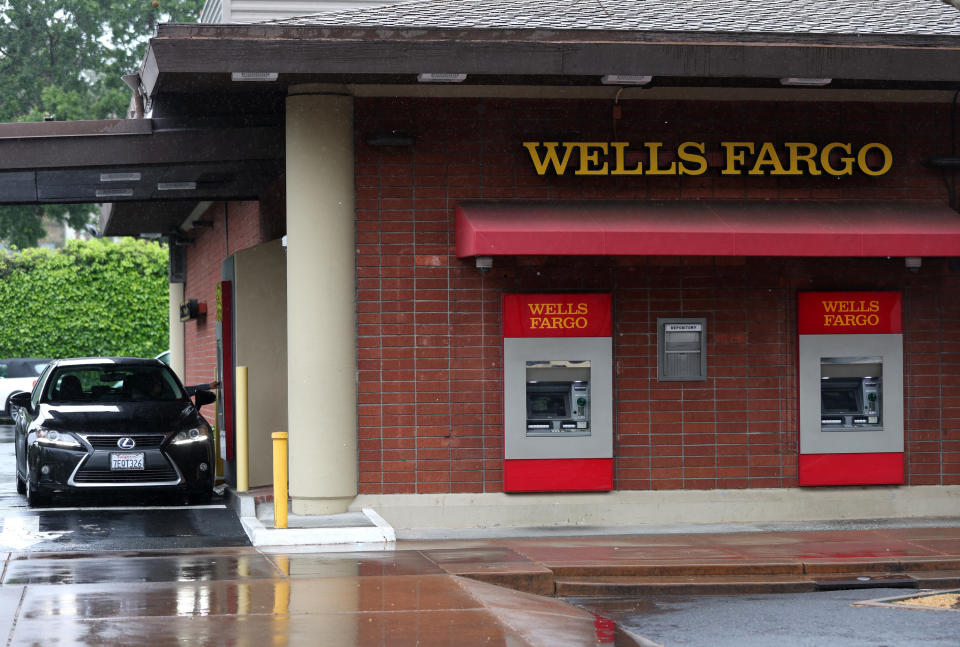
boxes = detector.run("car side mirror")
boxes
[9,391,32,413]
[194,389,216,407]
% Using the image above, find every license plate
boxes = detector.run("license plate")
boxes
[110,452,144,470]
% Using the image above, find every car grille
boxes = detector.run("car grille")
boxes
[82,434,166,449]
[73,465,179,484]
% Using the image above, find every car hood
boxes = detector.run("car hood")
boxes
[36,401,201,434]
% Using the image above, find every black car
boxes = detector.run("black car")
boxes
[11,357,217,506]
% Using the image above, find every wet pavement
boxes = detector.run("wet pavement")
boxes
[1,525,959,645]
[0,424,250,551]
[0,547,636,646]
[2,421,960,644]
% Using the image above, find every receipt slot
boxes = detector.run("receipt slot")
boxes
[798,292,904,486]
[503,293,613,492]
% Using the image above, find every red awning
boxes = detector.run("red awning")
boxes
[455,201,960,258]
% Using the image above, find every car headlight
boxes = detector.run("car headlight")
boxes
[34,428,82,448]
[173,427,209,445]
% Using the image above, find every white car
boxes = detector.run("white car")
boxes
[1,358,51,419]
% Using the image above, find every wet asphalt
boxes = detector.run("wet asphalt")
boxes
[0,423,249,551]
[574,588,960,647]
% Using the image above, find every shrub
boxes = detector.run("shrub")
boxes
[0,238,168,358]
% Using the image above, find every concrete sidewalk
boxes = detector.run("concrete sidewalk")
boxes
[6,515,960,645]
[230,486,960,596]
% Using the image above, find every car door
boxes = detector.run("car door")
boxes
[15,364,50,479]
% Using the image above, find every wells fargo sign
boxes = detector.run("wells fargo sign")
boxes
[503,293,612,338]
[522,141,892,177]
[797,291,902,335]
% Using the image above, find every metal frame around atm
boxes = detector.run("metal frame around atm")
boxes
[503,336,613,461]
[798,333,903,455]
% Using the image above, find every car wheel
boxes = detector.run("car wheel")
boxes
[15,472,25,495]
[25,466,45,507]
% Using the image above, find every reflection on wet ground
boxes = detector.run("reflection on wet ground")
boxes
[1,548,626,647]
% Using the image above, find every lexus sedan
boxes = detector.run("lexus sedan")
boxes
[11,357,216,506]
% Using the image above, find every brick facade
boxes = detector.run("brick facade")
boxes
[353,97,960,495]
[183,199,278,418]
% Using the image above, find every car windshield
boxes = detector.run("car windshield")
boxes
[43,365,186,403]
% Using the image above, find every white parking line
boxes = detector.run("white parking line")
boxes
[20,504,229,512]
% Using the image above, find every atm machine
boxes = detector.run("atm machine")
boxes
[502,293,613,492]
[797,291,904,485]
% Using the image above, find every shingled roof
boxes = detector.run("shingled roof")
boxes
[271,0,960,36]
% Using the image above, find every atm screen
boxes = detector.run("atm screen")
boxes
[821,386,860,414]
[527,391,569,419]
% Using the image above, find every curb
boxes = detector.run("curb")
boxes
[239,507,396,547]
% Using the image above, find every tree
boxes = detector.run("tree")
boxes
[0,0,204,248]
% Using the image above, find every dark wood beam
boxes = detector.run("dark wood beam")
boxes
[140,24,960,96]
[0,119,283,170]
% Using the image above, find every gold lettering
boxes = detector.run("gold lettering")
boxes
[720,142,754,175]
[748,142,787,175]
[857,143,893,176]
[575,142,609,176]
[678,141,708,176]
[522,142,575,175]
[610,142,644,175]
[528,303,548,315]
[820,142,854,176]
[784,142,821,176]
[644,142,678,175]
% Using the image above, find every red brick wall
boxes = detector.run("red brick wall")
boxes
[183,200,271,395]
[354,97,960,494]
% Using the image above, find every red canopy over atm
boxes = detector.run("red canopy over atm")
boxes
[455,201,960,258]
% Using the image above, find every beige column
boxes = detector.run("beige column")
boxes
[168,281,185,381]
[285,85,357,514]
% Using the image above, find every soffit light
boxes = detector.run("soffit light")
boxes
[231,72,279,82]
[600,75,652,86]
[157,182,197,191]
[96,188,134,198]
[780,78,833,87]
[417,73,467,83]
[99,172,141,182]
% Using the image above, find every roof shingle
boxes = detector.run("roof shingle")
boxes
[270,0,960,36]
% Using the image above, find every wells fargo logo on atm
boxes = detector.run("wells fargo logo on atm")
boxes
[522,141,892,177]
[503,293,612,338]
[798,291,902,335]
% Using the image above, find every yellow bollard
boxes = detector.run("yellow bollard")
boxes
[272,432,289,529]
[236,366,249,493]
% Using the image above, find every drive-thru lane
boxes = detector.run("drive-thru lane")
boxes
[0,424,249,551]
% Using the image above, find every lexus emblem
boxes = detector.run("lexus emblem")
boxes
[117,437,136,450]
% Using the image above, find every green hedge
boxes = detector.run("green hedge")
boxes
[0,238,168,359]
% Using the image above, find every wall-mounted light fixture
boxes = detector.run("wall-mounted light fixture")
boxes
[231,72,279,82]
[475,256,493,273]
[927,156,960,168]
[179,298,208,322]
[905,257,922,272]
[780,78,833,87]
[417,73,467,83]
[601,75,652,86]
